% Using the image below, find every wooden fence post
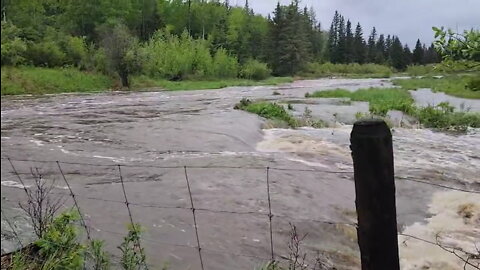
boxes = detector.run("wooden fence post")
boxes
[350,119,400,270]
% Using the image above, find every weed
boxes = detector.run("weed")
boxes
[118,223,147,270]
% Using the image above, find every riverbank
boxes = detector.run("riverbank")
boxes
[0,67,294,95]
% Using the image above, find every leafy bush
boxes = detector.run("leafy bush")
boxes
[63,36,88,68]
[27,41,66,67]
[212,48,239,78]
[1,22,27,66]
[466,77,480,91]
[239,59,271,80]
[142,31,241,80]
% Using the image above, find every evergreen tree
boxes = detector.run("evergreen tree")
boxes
[423,43,440,64]
[385,34,392,59]
[403,44,412,66]
[390,36,407,70]
[412,39,424,65]
[327,11,339,63]
[366,27,377,63]
[374,34,385,64]
[336,15,346,63]
[345,20,354,63]
[353,22,366,63]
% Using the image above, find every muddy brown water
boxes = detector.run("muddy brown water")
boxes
[1,78,479,269]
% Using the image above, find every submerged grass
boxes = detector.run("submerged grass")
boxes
[234,98,325,128]
[305,87,480,131]
[392,74,480,99]
[1,67,114,95]
[131,75,293,91]
[305,88,415,116]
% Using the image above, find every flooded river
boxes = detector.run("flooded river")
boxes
[1,78,479,269]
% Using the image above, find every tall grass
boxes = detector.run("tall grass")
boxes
[1,66,113,95]
[306,88,414,116]
[131,75,292,91]
[301,62,393,78]
[392,74,480,99]
[305,87,480,130]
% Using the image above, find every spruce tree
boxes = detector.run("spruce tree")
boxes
[345,20,354,63]
[366,27,377,63]
[403,44,412,67]
[353,22,366,63]
[336,15,346,63]
[412,39,424,65]
[390,36,407,70]
[374,34,385,64]
[328,11,339,63]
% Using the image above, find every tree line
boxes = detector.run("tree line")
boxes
[1,0,440,86]
[327,11,440,70]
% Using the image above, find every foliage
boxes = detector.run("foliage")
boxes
[405,64,437,76]
[100,23,140,87]
[1,22,27,66]
[433,27,480,62]
[131,75,292,91]
[302,62,392,77]
[240,59,271,80]
[392,74,480,99]
[118,223,147,270]
[466,77,480,92]
[306,87,480,130]
[11,211,85,270]
[234,99,298,127]
[87,240,110,270]
[415,103,480,131]
[1,66,113,95]
[306,88,414,116]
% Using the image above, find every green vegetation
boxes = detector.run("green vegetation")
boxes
[305,88,414,116]
[131,76,292,91]
[1,67,114,95]
[8,210,150,270]
[306,87,480,130]
[392,74,480,99]
[234,98,325,128]
[1,0,439,95]
[301,62,393,78]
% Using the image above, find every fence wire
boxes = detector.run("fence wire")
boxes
[1,156,479,269]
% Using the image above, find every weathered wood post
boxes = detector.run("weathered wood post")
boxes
[350,119,400,270]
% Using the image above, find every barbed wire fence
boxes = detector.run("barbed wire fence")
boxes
[1,157,479,269]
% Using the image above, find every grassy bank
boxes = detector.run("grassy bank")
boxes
[392,74,480,99]
[299,62,393,78]
[305,88,480,130]
[1,67,114,95]
[1,67,293,95]
[131,75,293,91]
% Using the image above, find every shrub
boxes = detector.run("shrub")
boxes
[63,36,88,68]
[27,41,66,67]
[1,22,27,66]
[212,48,239,78]
[239,59,271,80]
[466,77,480,91]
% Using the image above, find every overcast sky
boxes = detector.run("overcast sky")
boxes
[238,0,480,47]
